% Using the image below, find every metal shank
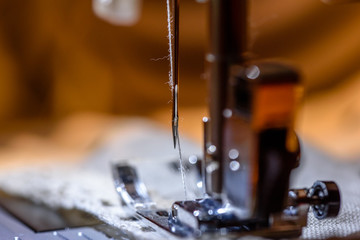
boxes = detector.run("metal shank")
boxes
[206,0,247,195]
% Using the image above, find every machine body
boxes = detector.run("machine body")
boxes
[112,0,341,238]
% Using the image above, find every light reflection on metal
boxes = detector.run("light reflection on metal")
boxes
[188,155,198,164]
[223,109,233,118]
[229,160,240,171]
[207,145,217,155]
[228,149,239,160]
[245,65,260,79]
[92,0,142,26]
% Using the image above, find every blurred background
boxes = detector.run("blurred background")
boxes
[0,0,360,166]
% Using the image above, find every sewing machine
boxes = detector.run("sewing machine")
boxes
[0,0,352,239]
[110,0,342,238]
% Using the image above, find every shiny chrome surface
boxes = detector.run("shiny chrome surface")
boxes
[112,164,155,210]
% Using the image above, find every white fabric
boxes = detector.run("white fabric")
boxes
[0,119,359,239]
[292,143,360,239]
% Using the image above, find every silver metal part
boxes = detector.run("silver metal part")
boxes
[203,117,221,197]
[110,163,338,239]
[92,0,142,26]
[0,195,127,239]
[112,164,156,210]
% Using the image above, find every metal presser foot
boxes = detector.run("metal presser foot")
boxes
[112,163,341,238]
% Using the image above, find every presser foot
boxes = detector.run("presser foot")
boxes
[134,204,306,239]
[112,163,341,239]
[167,198,307,239]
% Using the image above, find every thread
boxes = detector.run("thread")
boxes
[176,132,188,200]
[166,0,174,91]
[166,0,187,200]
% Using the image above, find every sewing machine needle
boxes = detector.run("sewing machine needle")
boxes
[172,85,179,148]
[172,0,179,149]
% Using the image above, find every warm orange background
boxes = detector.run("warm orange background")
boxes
[1,0,360,160]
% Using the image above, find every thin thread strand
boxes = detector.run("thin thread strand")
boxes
[166,0,187,200]
[166,0,174,91]
[177,134,187,200]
